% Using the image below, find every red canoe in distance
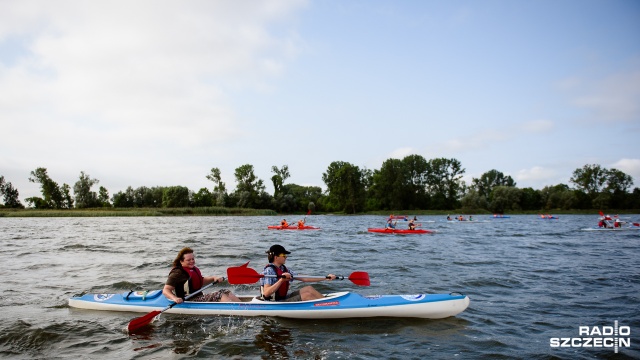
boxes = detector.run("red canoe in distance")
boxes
[267,225,321,230]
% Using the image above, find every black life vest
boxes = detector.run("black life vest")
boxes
[262,264,290,301]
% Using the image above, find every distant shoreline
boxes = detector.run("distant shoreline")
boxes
[1,208,638,217]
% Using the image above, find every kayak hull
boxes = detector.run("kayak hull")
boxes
[268,225,320,230]
[582,226,640,231]
[69,291,469,319]
[443,220,488,223]
[367,228,432,234]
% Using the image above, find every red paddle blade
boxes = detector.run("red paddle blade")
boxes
[348,271,370,286]
[127,310,161,332]
[227,262,264,284]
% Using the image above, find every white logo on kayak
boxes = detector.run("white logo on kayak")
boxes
[550,321,631,354]
[401,294,425,301]
[94,294,115,302]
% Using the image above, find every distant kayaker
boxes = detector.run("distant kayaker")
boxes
[297,219,305,229]
[260,244,336,301]
[385,218,396,229]
[163,247,240,304]
[280,219,289,228]
[408,218,416,230]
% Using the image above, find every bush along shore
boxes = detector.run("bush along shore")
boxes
[1,207,638,217]
[0,207,278,217]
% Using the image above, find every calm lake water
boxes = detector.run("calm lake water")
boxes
[0,214,638,359]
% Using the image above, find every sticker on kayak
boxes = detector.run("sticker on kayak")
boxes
[364,295,382,300]
[94,294,115,302]
[401,294,426,301]
[314,301,339,307]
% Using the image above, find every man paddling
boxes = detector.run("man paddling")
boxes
[260,244,336,301]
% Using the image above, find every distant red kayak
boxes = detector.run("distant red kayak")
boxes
[268,225,321,230]
[367,228,432,234]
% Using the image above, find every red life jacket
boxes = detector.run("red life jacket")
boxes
[171,266,203,298]
[263,264,290,301]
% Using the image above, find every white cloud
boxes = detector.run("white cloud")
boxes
[0,1,308,200]
[610,158,640,185]
[388,147,415,159]
[520,119,554,134]
[438,130,509,153]
[515,166,558,188]
[563,69,640,123]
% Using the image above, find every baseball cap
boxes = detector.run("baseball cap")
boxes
[267,244,291,255]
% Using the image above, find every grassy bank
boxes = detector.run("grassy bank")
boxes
[1,207,637,218]
[0,207,278,217]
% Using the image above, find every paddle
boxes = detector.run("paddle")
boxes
[227,262,370,286]
[127,279,221,332]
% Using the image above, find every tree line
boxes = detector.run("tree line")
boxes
[1,155,639,213]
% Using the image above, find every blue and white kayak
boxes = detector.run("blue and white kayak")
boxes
[69,290,470,319]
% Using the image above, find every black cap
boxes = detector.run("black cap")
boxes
[267,244,291,255]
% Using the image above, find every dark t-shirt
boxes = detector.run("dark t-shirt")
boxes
[166,267,191,297]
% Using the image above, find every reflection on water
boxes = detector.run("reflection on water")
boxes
[254,319,295,359]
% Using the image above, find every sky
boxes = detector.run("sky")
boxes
[1,0,639,204]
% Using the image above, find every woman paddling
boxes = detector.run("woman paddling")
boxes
[163,247,240,303]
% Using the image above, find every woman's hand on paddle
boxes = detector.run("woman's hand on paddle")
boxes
[281,272,293,281]
[326,274,337,281]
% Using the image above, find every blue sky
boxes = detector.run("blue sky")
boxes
[1,0,639,203]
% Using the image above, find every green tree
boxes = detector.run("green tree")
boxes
[281,184,324,213]
[426,158,465,210]
[540,184,576,210]
[162,186,190,208]
[98,186,111,207]
[460,189,485,211]
[73,171,100,208]
[570,164,634,209]
[232,164,268,209]
[112,186,135,207]
[402,155,430,209]
[605,168,634,208]
[27,167,65,209]
[0,176,24,208]
[569,164,607,199]
[489,186,522,213]
[519,187,542,210]
[629,188,640,209]
[192,188,214,207]
[472,169,516,201]
[322,161,366,213]
[370,158,406,210]
[271,165,290,199]
[61,183,74,209]
[206,168,227,207]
